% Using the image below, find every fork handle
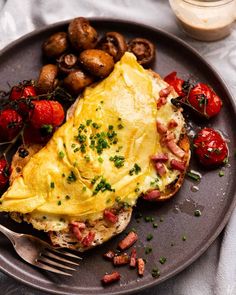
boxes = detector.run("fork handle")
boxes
[0,224,20,245]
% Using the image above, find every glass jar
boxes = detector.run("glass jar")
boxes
[169,0,236,41]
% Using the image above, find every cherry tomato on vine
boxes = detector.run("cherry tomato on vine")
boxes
[194,127,228,167]
[188,83,222,118]
[0,109,23,141]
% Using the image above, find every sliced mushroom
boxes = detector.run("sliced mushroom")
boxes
[57,53,79,75]
[63,69,94,95]
[128,38,155,67]
[97,32,127,62]
[37,64,58,94]
[79,49,114,78]
[68,17,98,51]
[42,32,68,59]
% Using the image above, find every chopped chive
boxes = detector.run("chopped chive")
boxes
[98,157,103,163]
[144,216,151,222]
[159,256,167,264]
[57,200,62,206]
[182,235,187,241]
[146,234,153,241]
[65,195,70,200]
[153,223,158,228]
[82,186,87,192]
[219,171,224,177]
[194,209,201,217]
[50,182,55,189]
[117,124,124,129]
[145,246,152,254]
[187,171,200,182]
[67,171,77,183]
[58,151,65,159]
[151,268,160,278]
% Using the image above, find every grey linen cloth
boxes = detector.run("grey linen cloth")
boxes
[0,1,235,294]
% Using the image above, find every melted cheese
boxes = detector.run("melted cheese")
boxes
[0,53,184,228]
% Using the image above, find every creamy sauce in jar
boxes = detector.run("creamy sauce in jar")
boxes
[169,0,236,41]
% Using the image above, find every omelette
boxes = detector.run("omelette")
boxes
[0,53,190,251]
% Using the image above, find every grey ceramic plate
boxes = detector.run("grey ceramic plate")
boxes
[0,18,235,295]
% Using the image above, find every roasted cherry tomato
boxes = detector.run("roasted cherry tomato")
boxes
[194,127,228,166]
[164,71,185,97]
[29,100,64,130]
[10,85,36,101]
[0,109,23,141]
[9,85,36,117]
[0,158,10,190]
[188,83,222,118]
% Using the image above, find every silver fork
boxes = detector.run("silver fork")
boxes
[0,223,82,276]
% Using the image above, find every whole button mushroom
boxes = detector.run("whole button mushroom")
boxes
[37,64,58,94]
[97,32,127,62]
[79,49,114,78]
[128,38,155,67]
[57,53,79,75]
[68,17,98,51]
[63,69,94,95]
[42,32,68,59]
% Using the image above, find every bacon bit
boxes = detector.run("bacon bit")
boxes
[137,258,145,276]
[168,119,178,129]
[150,153,168,162]
[118,231,138,250]
[166,139,185,158]
[82,231,95,247]
[143,189,161,201]
[101,271,121,284]
[161,131,175,146]
[155,162,166,176]
[113,254,130,265]
[156,120,167,134]
[103,250,115,261]
[103,209,118,224]
[157,96,167,109]
[159,86,173,97]
[130,248,137,268]
[70,222,86,241]
[170,159,186,171]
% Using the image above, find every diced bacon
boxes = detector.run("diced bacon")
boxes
[101,271,121,284]
[130,248,137,268]
[159,86,173,97]
[113,254,130,265]
[161,131,175,146]
[118,231,138,250]
[137,258,145,276]
[71,226,83,241]
[156,120,167,134]
[168,119,178,129]
[155,162,166,176]
[143,189,161,201]
[103,250,116,261]
[103,209,118,224]
[70,222,86,241]
[166,139,185,158]
[82,231,95,247]
[157,96,167,109]
[150,153,169,162]
[170,159,186,171]
[70,221,86,229]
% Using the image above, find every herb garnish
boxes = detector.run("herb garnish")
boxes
[129,163,141,176]
[109,155,125,168]
[159,256,167,264]
[67,171,77,183]
[93,178,114,195]
[58,151,65,159]
[50,182,55,189]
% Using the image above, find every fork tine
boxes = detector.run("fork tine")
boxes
[38,256,76,271]
[35,261,72,276]
[47,247,82,260]
[43,250,79,266]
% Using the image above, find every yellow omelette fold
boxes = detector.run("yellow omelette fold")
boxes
[0,52,183,220]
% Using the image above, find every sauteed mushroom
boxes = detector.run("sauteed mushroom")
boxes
[68,17,98,51]
[63,69,94,95]
[97,32,127,62]
[79,49,114,78]
[57,53,79,75]
[37,64,58,94]
[128,38,155,67]
[42,32,68,59]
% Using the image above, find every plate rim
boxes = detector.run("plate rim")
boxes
[0,17,235,295]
